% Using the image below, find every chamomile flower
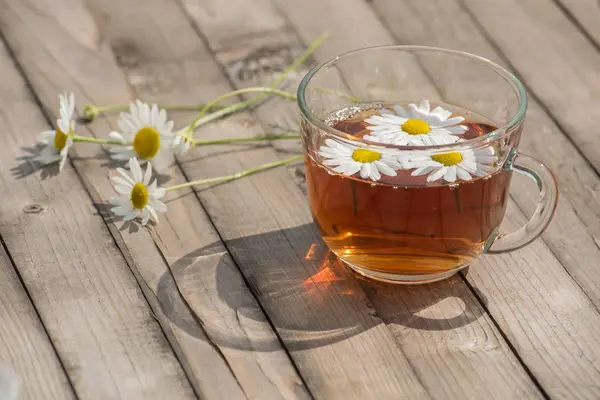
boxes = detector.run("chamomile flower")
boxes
[35,92,76,171]
[172,133,193,156]
[364,99,467,146]
[319,138,402,182]
[109,100,175,172]
[404,146,497,183]
[109,158,167,225]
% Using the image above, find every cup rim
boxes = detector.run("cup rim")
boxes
[297,45,528,150]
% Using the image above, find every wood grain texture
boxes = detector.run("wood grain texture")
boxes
[178,0,545,398]
[86,0,438,398]
[553,0,600,48]
[86,1,313,398]
[0,0,306,398]
[455,0,600,172]
[0,29,196,400]
[368,0,600,397]
[0,240,75,399]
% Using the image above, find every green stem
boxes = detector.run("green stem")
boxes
[82,103,227,121]
[190,133,300,146]
[186,87,296,134]
[72,135,124,145]
[187,32,328,133]
[164,154,303,192]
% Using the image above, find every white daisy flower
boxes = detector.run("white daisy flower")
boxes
[109,100,175,172]
[109,158,167,225]
[172,133,192,156]
[364,99,467,146]
[319,138,402,182]
[404,145,497,183]
[34,92,76,171]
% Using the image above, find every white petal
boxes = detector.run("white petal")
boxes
[150,152,172,172]
[39,130,56,143]
[111,152,134,161]
[456,167,473,181]
[109,196,130,207]
[411,165,436,176]
[114,184,132,195]
[429,106,453,121]
[143,162,152,185]
[444,166,457,183]
[391,105,409,118]
[156,109,167,130]
[163,120,174,135]
[151,187,166,199]
[112,204,134,216]
[374,161,397,177]
[149,199,167,213]
[111,176,134,189]
[116,168,135,184]
[407,103,425,119]
[57,119,70,134]
[129,158,143,182]
[459,160,478,173]
[148,179,158,193]
[418,99,430,114]
[427,167,447,182]
[58,153,68,171]
[430,116,466,128]
[150,104,158,126]
[109,131,126,143]
[146,205,159,223]
[342,162,362,176]
[123,210,140,221]
[140,209,151,226]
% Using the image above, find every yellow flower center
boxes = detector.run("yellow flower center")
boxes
[133,126,161,159]
[431,152,463,166]
[401,119,431,135]
[130,183,149,210]
[54,128,68,151]
[352,148,381,163]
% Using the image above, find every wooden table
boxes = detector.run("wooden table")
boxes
[1,0,600,398]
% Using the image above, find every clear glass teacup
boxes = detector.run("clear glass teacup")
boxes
[297,46,558,284]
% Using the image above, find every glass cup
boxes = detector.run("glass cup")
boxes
[297,46,558,284]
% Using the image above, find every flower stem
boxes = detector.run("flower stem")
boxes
[82,104,227,122]
[186,32,328,133]
[190,132,300,146]
[164,154,303,192]
[186,87,296,134]
[72,135,124,145]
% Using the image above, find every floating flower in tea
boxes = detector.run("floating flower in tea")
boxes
[318,138,401,181]
[404,146,497,183]
[364,99,467,146]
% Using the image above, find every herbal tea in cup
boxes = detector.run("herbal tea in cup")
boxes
[298,46,557,284]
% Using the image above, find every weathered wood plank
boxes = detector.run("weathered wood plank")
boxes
[0,0,308,398]
[553,0,600,48]
[368,0,600,397]
[455,0,600,172]
[83,0,439,398]
[178,0,546,398]
[0,30,197,399]
[0,239,75,399]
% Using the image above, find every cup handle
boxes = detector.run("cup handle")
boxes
[486,150,558,253]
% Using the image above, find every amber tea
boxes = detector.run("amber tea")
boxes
[298,46,557,284]
[303,103,511,282]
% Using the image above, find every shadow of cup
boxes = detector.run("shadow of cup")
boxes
[156,223,486,351]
